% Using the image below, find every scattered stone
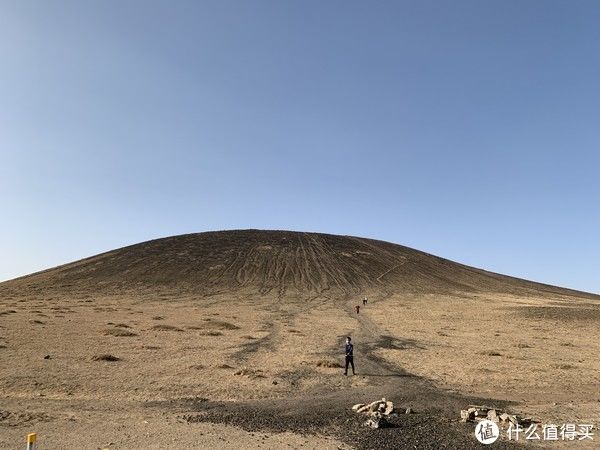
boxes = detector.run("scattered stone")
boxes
[460,410,471,422]
[352,397,395,429]
[43,355,51,360]
[405,407,413,414]
[461,406,529,426]
[368,400,382,412]
[508,414,521,425]
[364,411,388,429]
[384,401,394,415]
[356,405,370,414]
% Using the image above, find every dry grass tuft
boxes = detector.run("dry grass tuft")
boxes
[516,343,533,348]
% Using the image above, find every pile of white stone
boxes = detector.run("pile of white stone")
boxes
[460,405,530,426]
[352,397,401,429]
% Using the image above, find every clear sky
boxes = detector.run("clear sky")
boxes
[1,1,599,293]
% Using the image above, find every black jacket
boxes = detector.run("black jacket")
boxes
[345,342,353,357]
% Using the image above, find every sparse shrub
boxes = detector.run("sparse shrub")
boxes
[478,351,502,356]
[104,328,138,337]
[152,324,183,332]
[204,319,240,330]
[554,363,576,370]
[315,359,342,368]
[234,368,265,378]
[92,354,120,362]
[200,331,222,336]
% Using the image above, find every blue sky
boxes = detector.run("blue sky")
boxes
[1,1,599,293]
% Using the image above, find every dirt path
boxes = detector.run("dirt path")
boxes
[177,295,522,449]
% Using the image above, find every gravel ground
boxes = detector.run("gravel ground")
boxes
[168,379,526,449]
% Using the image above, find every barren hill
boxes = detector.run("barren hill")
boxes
[1,229,596,300]
[1,230,599,449]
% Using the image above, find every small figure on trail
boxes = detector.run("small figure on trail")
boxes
[363,297,368,306]
[355,305,360,314]
[344,336,355,376]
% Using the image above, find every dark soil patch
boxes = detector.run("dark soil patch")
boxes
[233,330,274,361]
[170,382,519,450]
[377,335,424,351]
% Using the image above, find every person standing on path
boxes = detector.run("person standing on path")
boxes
[344,336,355,376]
[362,297,368,306]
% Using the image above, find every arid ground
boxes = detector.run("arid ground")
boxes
[0,230,598,449]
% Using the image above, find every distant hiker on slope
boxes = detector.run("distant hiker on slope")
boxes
[355,305,360,314]
[363,297,367,305]
[344,336,356,376]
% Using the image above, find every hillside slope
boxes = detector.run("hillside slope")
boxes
[1,230,596,299]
